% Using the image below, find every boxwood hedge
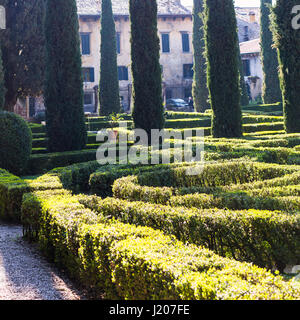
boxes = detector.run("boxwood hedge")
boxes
[79,195,300,271]
[20,189,300,299]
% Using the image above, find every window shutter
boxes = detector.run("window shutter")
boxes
[162,34,170,53]
[89,68,95,82]
[243,60,251,76]
[183,64,194,79]
[82,68,94,82]
[81,34,90,55]
[182,33,190,52]
[118,66,128,81]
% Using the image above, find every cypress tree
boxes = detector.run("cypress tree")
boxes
[130,0,164,139]
[44,0,86,152]
[99,0,120,116]
[0,0,45,112]
[0,47,5,110]
[192,0,209,112]
[271,0,300,133]
[204,0,242,138]
[260,0,281,104]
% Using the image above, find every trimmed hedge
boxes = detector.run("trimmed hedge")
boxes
[165,111,207,119]
[79,195,300,271]
[0,159,103,221]
[112,162,298,203]
[28,123,46,134]
[50,161,100,193]
[112,175,300,213]
[27,149,98,175]
[169,192,300,212]
[0,111,33,175]
[82,117,284,133]
[86,114,132,122]
[89,162,197,197]
[0,169,62,221]
[222,171,300,192]
[20,190,300,299]
[243,122,284,133]
[242,103,282,113]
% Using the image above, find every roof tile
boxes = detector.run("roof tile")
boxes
[76,0,191,16]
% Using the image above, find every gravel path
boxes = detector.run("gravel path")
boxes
[0,224,84,300]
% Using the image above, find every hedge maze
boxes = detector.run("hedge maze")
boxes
[1,108,300,300]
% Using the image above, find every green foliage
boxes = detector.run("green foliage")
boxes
[270,0,300,133]
[27,150,99,175]
[260,0,282,104]
[130,0,165,138]
[0,159,101,221]
[20,189,300,299]
[50,161,100,193]
[242,103,282,113]
[99,0,120,116]
[0,0,45,111]
[0,47,5,110]
[0,111,32,175]
[192,0,209,112]
[111,161,298,204]
[90,162,199,197]
[80,195,300,271]
[0,169,62,221]
[44,0,87,152]
[170,191,300,212]
[203,0,242,138]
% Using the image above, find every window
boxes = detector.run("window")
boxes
[161,33,170,53]
[243,26,249,41]
[82,68,95,82]
[84,92,93,106]
[118,66,129,81]
[166,88,172,100]
[80,33,90,55]
[116,32,121,54]
[183,64,194,79]
[242,59,251,76]
[182,33,190,52]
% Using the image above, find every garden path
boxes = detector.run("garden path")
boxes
[0,224,83,300]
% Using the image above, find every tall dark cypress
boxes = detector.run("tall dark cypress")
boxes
[99,0,120,116]
[44,0,86,152]
[130,0,164,139]
[192,0,209,112]
[0,47,5,110]
[0,0,45,112]
[260,0,282,104]
[271,0,300,133]
[204,0,242,138]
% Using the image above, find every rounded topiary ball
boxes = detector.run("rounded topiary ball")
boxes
[0,111,32,175]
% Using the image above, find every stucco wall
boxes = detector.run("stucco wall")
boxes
[79,15,194,110]
[242,54,263,101]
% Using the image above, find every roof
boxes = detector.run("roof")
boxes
[76,0,192,17]
[235,7,260,23]
[240,38,261,55]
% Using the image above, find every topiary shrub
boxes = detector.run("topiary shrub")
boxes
[0,111,32,175]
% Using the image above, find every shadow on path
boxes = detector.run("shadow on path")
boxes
[0,224,84,300]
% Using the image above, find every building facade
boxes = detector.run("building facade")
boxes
[240,38,263,101]
[17,1,263,118]
[77,0,194,113]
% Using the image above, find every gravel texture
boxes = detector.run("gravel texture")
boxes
[0,224,84,300]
